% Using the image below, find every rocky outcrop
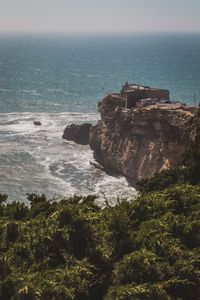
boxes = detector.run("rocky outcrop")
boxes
[89,95,196,183]
[34,121,42,126]
[62,123,92,145]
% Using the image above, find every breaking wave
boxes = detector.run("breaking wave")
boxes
[0,112,137,204]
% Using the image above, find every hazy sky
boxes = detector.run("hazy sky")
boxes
[0,0,200,33]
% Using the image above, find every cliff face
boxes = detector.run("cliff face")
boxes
[89,95,196,183]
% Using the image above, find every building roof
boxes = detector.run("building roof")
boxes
[122,83,168,92]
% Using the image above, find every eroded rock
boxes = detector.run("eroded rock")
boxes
[34,121,42,126]
[89,94,196,183]
[62,123,92,145]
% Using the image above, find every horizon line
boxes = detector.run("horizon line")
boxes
[0,30,200,36]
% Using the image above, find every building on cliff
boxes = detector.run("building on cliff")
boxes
[91,87,197,183]
[116,82,170,109]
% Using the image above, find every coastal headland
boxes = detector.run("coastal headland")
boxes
[63,82,199,183]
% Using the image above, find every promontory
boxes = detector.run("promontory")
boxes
[64,82,199,184]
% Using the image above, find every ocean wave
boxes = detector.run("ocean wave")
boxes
[0,88,11,92]
[0,111,136,203]
[20,89,42,96]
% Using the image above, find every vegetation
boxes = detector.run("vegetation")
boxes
[0,111,200,299]
[0,184,199,299]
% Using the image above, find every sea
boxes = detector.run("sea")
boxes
[0,33,200,203]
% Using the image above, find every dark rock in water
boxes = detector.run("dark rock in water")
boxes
[89,160,105,171]
[34,121,42,126]
[62,123,92,145]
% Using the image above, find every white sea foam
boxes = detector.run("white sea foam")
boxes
[86,74,95,78]
[0,111,136,204]
[0,88,11,92]
[21,89,42,96]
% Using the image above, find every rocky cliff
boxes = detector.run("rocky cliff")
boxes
[63,123,92,145]
[89,95,196,183]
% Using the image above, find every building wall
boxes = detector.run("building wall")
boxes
[126,91,140,108]
[142,89,169,101]
[124,89,170,108]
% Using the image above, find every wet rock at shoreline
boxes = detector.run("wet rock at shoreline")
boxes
[34,121,42,126]
[62,123,92,145]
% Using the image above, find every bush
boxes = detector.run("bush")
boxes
[0,185,199,299]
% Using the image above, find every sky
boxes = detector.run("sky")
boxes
[0,0,200,33]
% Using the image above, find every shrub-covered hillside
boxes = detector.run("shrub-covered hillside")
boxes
[0,184,199,300]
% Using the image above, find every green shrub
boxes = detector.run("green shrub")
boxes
[0,185,199,299]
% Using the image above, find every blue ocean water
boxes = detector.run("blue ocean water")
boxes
[0,33,200,113]
[0,33,200,202]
